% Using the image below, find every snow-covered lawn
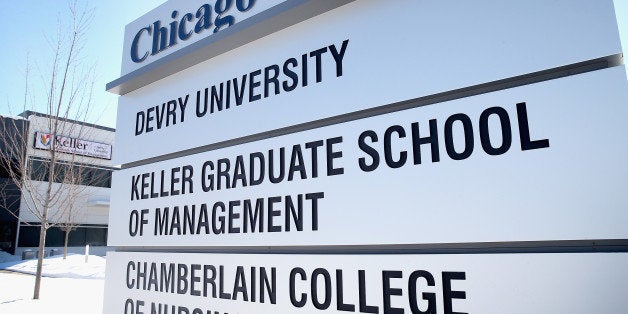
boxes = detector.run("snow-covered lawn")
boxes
[0,251,105,314]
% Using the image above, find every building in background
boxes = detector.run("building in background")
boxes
[0,114,27,254]
[0,111,115,255]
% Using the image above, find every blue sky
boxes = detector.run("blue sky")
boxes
[0,1,161,128]
[0,1,627,128]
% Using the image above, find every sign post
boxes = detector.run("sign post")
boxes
[104,1,628,312]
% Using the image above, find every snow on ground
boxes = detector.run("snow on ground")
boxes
[0,250,21,263]
[0,252,105,314]
[0,253,105,279]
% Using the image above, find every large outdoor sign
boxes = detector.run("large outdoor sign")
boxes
[108,67,628,247]
[113,0,621,165]
[33,131,112,160]
[105,0,628,312]
[104,251,628,314]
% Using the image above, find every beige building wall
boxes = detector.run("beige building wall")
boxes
[17,112,115,228]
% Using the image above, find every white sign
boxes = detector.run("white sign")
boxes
[113,0,622,165]
[33,131,112,160]
[105,1,628,313]
[107,66,628,247]
[103,251,628,314]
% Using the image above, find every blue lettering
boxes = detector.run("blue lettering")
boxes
[129,0,257,64]
[131,26,151,63]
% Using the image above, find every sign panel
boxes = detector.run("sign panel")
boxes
[33,131,113,160]
[108,66,628,247]
[113,0,622,165]
[103,251,628,314]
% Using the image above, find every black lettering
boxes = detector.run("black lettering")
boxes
[197,204,210,234]
[383,271,404,314]
[243,198,264,233]
[480,106,512,155]
[358,131,380,172]
[311,268,332,310]
[359,270,379,313]
[309,47,327,83]
[219,265,232,299]
[288,145,307,181]
[249,152,265,186]
[141,173,150,199]
[228,200,241,233]
[444,114,474,160]
[190,264,201,296]
[126,262,136,289]
[268,148,285,184]
[336,270,355,311]
[183,205,196,235]
[155,207,169,235]
[306,192,323,231]
[260,267,276,304]
[169,206,181,235]
[329,39,349,77]
[171,167,181,196]
[177,264,189,294]
[212,202,226,234]
[282,58,299,92]
[264,64,280,97]
[203,265,217,297]
[196,89,208,117]
[217,158,231,190]
[443,272,467,314]
[210,83,224,113]
[135,111,145,136]
[178,95,189,123]
[232,155,248,188]
[290,268,307,307]
[384,125,407,168]
[131,175,141,200]
[155,103,166,129]
[267,196,282,232]
[146,107,155,133]
[159,170,169,197]
[249,69,262,102]
[301,53,308,87]
[161,263,175,293]
[233,266,249,301]
[233,75,247,106]
[285,195,303,232]
[182,165,194,194]
[412,120,440,164]
[409,270,437,314]
[201,161,214,192]
[305,140,324,178]
[517,102,550,151]
[326,137,344,176]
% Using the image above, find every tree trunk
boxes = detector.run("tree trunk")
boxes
[33,224,47,299]
[63,229,69,259]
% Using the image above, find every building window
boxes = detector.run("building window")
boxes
[28,158,113,188]
[18,225,108,247]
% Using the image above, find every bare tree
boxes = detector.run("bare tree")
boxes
[55,162,110,260]
[0,1,96,299]
[56,188,85,260]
